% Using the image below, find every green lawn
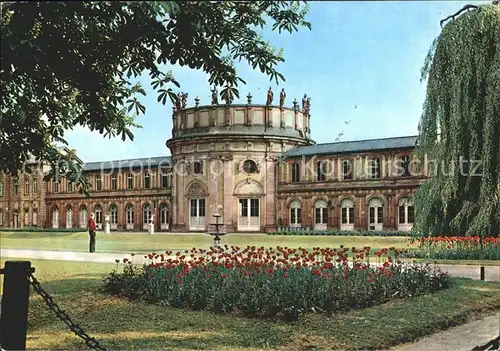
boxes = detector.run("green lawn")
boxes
[1,258,499,350]
[0,231,416,253]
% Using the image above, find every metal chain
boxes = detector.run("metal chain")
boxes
[28,273,109,351]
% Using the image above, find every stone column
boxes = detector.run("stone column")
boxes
[223,157,234,231]
[264,157,276,232]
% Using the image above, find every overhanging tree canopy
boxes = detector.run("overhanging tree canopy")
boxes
[413,3,500,237]
[0,1,311,193]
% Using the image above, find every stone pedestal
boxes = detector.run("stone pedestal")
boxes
[104,215,110,234]
[148,215,155,234]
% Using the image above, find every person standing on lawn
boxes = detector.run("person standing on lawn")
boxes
[88,213,97,253]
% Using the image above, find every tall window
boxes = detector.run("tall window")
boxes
[127,173,133,190]
[368,198,384,225]
[96,175,102,191]
[400,156,411,177]
[369,158,381,179]
[316,161,326,182]
[340,198,355,225]
[314,200,328,224]
[14,179,19,195]
[0,181,3,197]
[342,160,353,180]
[111,174,117,190]
[289,200,301,227]
[161,172,168,188]
[33,178,38,194]
[126,204,134,224]
[24,179,29,195]
[250,199,259,217]
[54,179,59,193]
[95,205,102,224]
[291,163,300,183]
[67,179,73,192]
[143,204,152,224]
[110,204,118,224]
[160,203,169,225]
[144,173,151,189]
[398,198,415,225]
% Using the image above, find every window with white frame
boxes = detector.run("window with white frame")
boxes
[289,200,302,226]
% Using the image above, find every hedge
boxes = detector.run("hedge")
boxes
[268,229,412,237]
[0,227,84,233]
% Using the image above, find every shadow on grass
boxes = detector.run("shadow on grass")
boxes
[25,277,500,351]
[27,277,293,350]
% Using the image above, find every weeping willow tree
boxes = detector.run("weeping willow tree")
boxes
[413,3,500,238]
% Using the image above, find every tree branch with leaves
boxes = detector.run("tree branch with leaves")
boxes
[1,1,311,194]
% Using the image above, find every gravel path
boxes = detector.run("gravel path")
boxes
[392,313,500,351]
[1,248,499,281]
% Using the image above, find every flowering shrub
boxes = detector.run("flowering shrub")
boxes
[104,245,450,322]
[404,236,500,260]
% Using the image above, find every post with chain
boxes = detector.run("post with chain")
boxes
[0,260,34,351]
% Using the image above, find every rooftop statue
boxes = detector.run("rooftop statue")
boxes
[279,88,286,108]
[181,92,188,109]
[302,94,308,112]
[266,87,273,106]
[175,92,183,110]
[211,86,219,105]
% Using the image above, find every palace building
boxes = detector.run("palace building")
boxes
[0,89,426,233]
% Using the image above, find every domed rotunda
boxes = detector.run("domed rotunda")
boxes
[166,87,313,232]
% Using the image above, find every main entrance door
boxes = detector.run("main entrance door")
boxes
[189,198,206,231]
[238,198,260,231]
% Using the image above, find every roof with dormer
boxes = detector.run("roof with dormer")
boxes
[83,156,171,172]
[284,135,418,157]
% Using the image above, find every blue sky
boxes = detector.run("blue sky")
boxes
[65,1,490,162]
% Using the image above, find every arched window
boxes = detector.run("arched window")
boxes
[289,200,301,227]
[314,199,328,230]
[126,204,134,227]
[368,197,383,230]
[0,181,3,197]
[94,205,102,227]
[66,205,72,228]
[243,160,258,174]
[79,206,87,228]
[143,203,152,228]
[160,203,169,230]
[398,197,415,231]
[52,207,59,229]
[109,204,118,225]
[340,198,355,230]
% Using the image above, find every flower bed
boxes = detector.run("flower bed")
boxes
[104,245,450,322]
[403,236,500,261]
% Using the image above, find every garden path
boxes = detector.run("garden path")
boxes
[1,248,499,281]
[392,313,500,351]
